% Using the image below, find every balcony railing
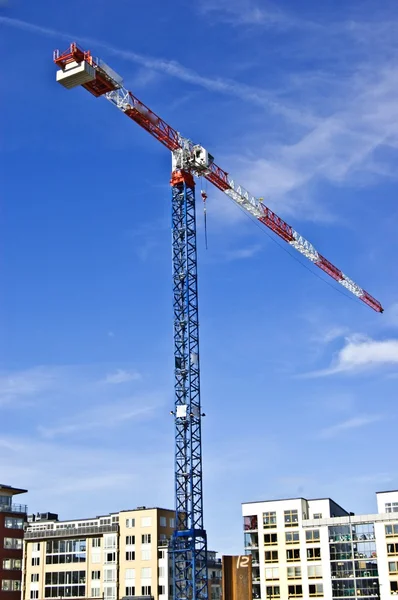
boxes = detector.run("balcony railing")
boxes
[0,504,27,514]
[24,523,118,539]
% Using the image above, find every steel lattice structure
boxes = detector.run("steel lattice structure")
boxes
[53,42,384,600]
[171,170,207,600]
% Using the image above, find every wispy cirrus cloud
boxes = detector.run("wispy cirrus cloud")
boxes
[104,369,141,384]
[0,366,57,407]
[198,0,315,30]
[318,414,385,439]
[304,335,398,377]
[223,244,262,261]
[0,16,304,121]
[38,394,159,438]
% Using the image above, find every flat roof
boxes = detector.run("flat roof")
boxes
[376,490,398,495]
[0,484,27,496]
[30,507,174,525]
[242,496,349,515]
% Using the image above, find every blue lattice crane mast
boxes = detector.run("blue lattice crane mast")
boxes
[53,42,383,600]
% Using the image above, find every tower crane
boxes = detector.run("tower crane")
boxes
[53,43,383,600]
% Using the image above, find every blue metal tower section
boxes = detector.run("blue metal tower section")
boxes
[170,169,208,600]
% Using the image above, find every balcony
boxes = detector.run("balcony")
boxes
[0,504,27,514]
[25,523,118,539]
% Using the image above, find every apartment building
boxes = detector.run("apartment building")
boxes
[23,506,176,600]
[23,506,222,600]
[0,484,28,600]
[242,490,398,600]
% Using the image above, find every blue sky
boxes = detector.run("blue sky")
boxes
[1,0,398,555]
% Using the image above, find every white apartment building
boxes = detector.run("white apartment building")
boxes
[23,507,221,600]
[242,490,398,600]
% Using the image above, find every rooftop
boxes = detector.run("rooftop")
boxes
[242,496,349,515]
[0,484,27,496]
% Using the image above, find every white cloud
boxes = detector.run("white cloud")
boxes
[38,395,158,438]
[223,244,262,261]
[318,414,384,439]
[0,433,172,515]
[305,335,398,376]
[314,326,348,344]
[0,16,301,120]
[198,0,312,30]
[0,367,56,407]
[104,369,141,384]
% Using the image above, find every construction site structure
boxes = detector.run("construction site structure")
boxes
[53,42,383,600]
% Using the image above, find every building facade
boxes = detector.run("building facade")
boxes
[23,507,221,600]
[0,484,28,600]
[242,490,398,600]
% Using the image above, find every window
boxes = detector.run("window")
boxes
[389,561,398,574]
[386,503,398,513]
[309,584,324,597]
[141,549,151,560]
[31,574,39,582]
[158,585,166,595]
[2,580,22,592]
[284,510,299,527]
[126,518,135,528]
[264,533,278,545]
[159,566,165,578]
[158,549,165,559]
[44,538,86,564]
[265,550,278,563]
[265,568,279,580]
[286,532,300,544]
[307,548,321,561]
[288,585,303,597]
[313,513,322,519]
[126,551,135,561]
[3,558,22,570]
[306,530,320,543]
[141,567,151,578]
[104,586,116,599]
[92,571,100,580]
[169,518,175,528]
[391,582,398,594]
[126,535,135,545]
[387,542,398,556]
[287,549,300,562]
[142,586,151,596]
[91,588,101,597]
[104,569,116,582]
[31,557,40,566]
[308,566,323,579]
[92,538,101,547]
[104,535,116,549]
[4,517,24,529]
[244,515,258,531]
[160,516,167,527]
[4,537,22,550]
[386,524,398,537]
[125,569,135,580]
[32,542,40,552]
[125,587,135,596]
[287,567,301,579]
[141,517,152,527]
[142,534,151,544]
[30,591,39,599]
[266,585,280,598]
[263,512,277,529]
[105,551,116,563]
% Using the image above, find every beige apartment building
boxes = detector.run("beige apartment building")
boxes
[23,507,222,600]
[23,507,176,600]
